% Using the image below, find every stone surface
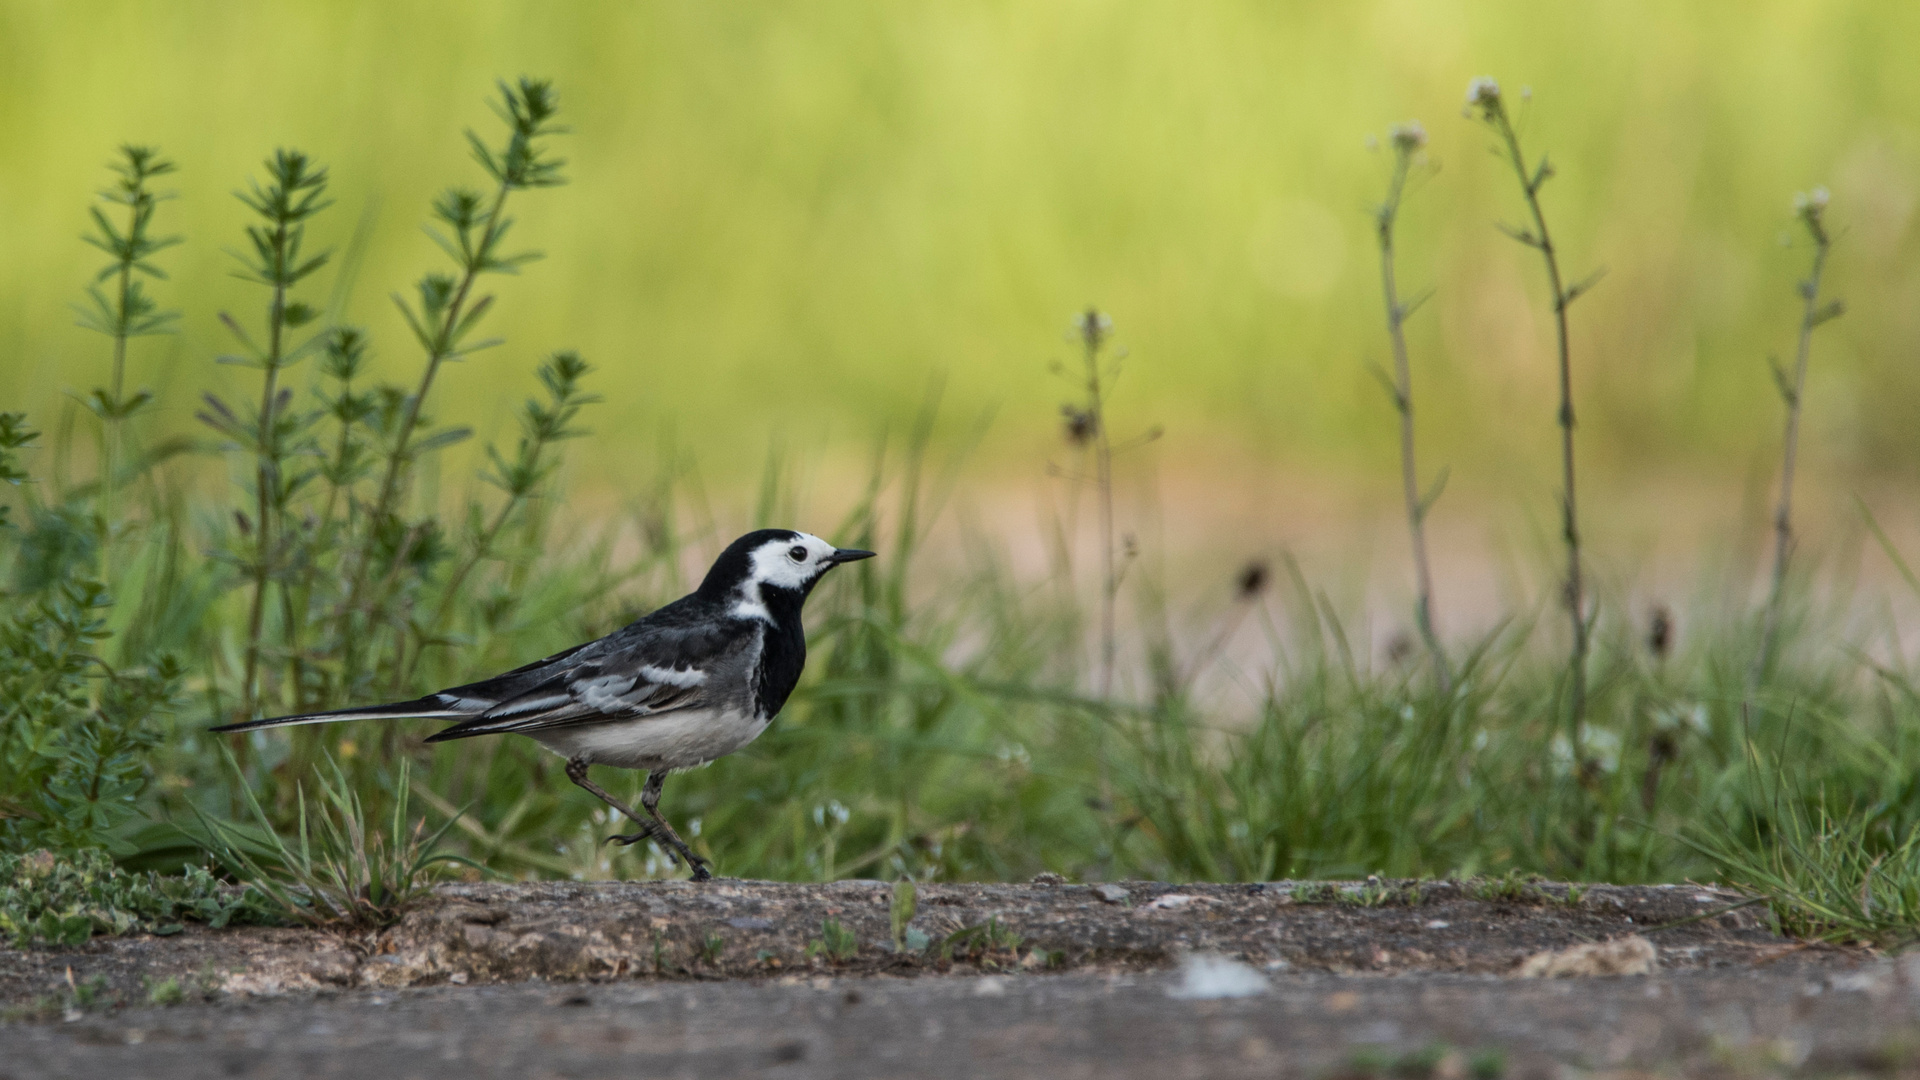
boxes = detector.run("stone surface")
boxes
[0,879,1899,1078]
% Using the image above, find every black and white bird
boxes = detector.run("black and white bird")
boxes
[210,529,875,881]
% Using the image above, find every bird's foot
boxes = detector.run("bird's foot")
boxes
[606,830,714,882]
[606,829,666,849]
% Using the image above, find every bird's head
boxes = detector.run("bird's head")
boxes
[699,529,876,619]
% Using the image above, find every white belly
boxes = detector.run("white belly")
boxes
[527,708,771,771]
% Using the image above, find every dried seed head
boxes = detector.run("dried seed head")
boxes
[1235,560,1269,599]
[1465,77,1502,114]
[1389,120,1427,153]
[1060,405,1096,445]
[1647,605,1673,660]
[1793,186,1831,225]
[1385,632,1415,665]
[1075,308,1113,351]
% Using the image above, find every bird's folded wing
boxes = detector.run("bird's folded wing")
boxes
[423,662,709,741]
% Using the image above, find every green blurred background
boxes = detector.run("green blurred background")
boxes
[2,0,1916,533]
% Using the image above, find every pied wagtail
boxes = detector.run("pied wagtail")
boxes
[210,529,875,881]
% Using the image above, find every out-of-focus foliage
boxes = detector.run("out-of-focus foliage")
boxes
[0,415,185,857]
[2,2,1916,490]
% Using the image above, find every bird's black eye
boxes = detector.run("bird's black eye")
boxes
[788,545,808,562]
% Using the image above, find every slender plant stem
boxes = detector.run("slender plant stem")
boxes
[1069,310,1119,816]
[102,263,131,553]
[1758,208,1836,674]
[1375,136,1452,694]
[240,260,289,722]
[1487,104,1588,739]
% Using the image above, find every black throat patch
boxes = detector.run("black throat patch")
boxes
[752,583,810,718]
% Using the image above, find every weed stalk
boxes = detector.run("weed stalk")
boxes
[1756,188,1842,676]
[1470,79,1600,738]
[210,151,333,722]
[1372,120,1452,693]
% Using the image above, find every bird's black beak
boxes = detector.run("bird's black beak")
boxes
[826,548,877,565]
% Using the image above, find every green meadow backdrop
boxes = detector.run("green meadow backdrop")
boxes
[13,3,1920,914]
[3,0,1917,517]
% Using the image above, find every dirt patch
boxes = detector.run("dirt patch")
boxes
[0,878,1855,1012]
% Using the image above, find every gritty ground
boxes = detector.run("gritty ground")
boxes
[2,878,1912,1079]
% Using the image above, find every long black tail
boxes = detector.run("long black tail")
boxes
[208,695,465,735]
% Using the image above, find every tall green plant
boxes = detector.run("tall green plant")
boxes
[200,150,334,725]
[74,146,180,561]
[337,77,568,694]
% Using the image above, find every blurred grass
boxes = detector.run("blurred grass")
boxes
[3,1,1918,494]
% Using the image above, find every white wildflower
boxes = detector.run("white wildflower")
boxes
[1466,77,1501,109]
[1390,120,1427,152]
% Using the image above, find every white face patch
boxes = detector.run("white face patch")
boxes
[747,533,838,591]
[734,532,839,621]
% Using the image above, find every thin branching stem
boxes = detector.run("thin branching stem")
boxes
[1757,191,1841,676]
[240,254,290,720]
[225,151,331,722]
[1083,331,1118,703]
[1474,83,1592,739]
[1374,123,1452,694]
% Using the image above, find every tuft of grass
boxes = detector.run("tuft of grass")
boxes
[195,751,469,928]
[1688,793,1920,950]
[1471,870,1551,905]
[144,974,186,1006]
[807,917,858,962]
[0,848,260,948]
[696,929,726,966]
[889,877,917,950]
[937,917,1023,966]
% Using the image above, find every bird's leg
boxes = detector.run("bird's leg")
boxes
[637,770,712,880]
[564,759,710,881]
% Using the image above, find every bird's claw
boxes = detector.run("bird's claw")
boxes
[605,831,714,882]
